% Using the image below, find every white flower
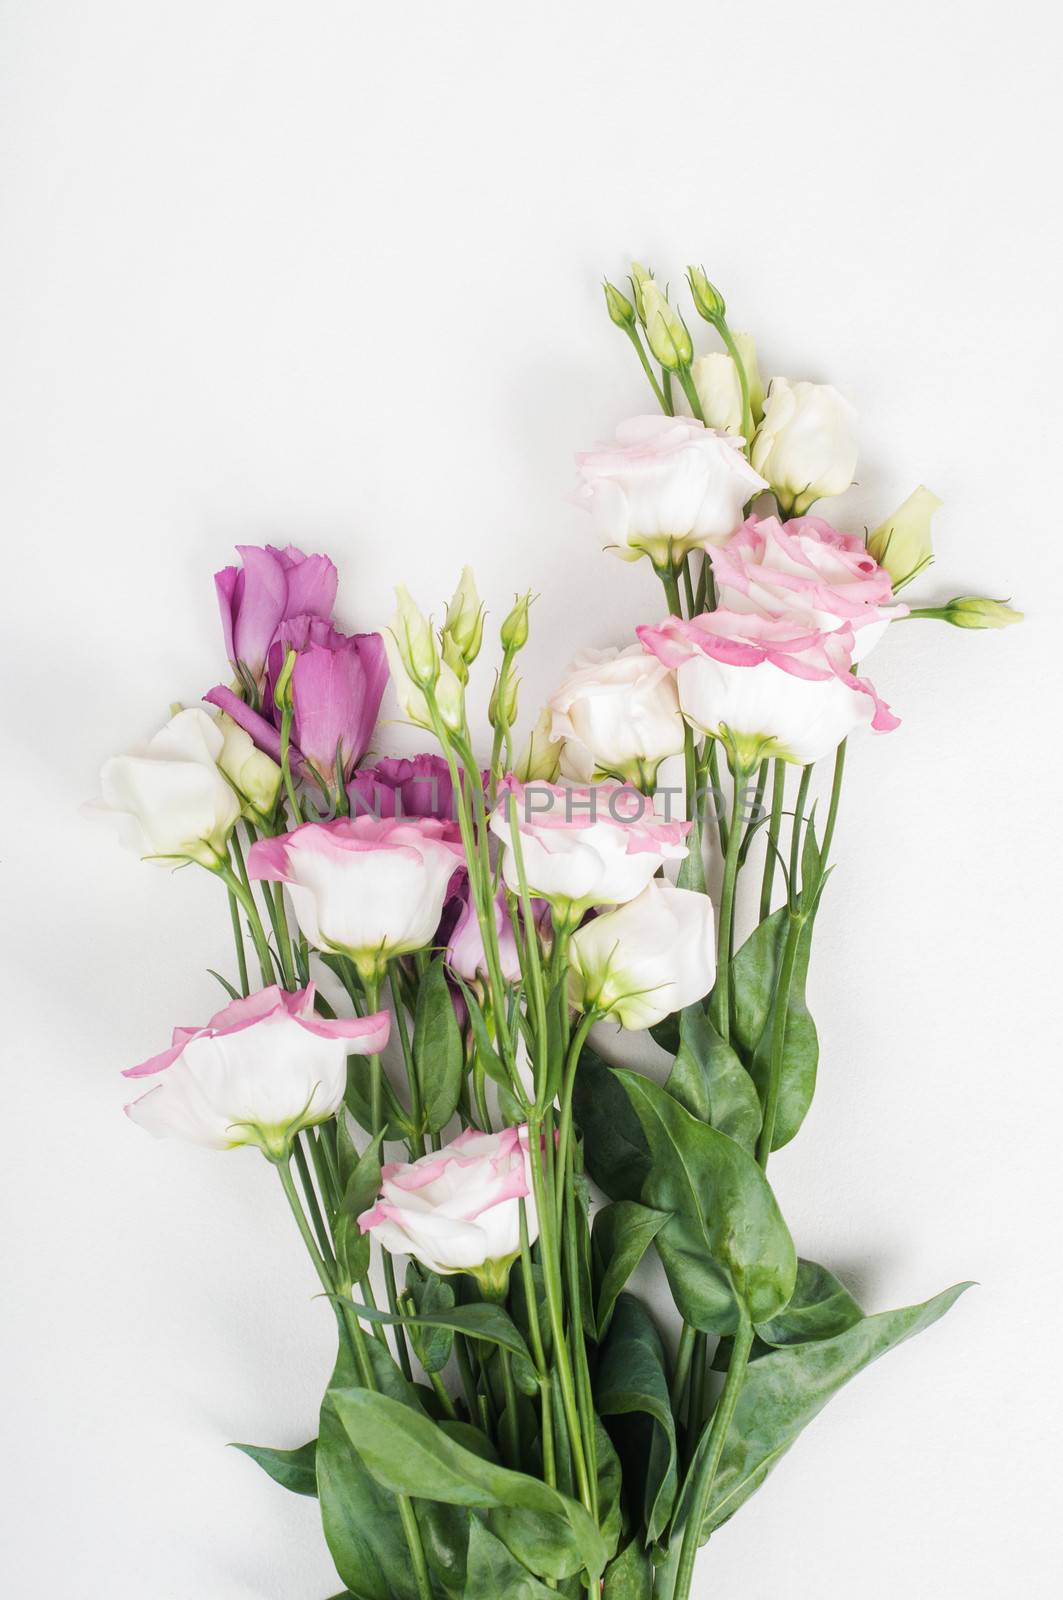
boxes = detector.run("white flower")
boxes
[690,333,764,437]
[214,711,282,817]
[124,984,390,1157]
[751,379,858,515]
[247,816,466,980]
[569,881,716,1030]
[489,778,690,921]
[548,645,685,785]
[575,415,767,568]
[90,707,241,867]
[358,1126,539,1289]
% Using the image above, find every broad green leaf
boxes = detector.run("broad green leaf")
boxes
[595,1295,677,1545]
[448,971,509,1088]
[755,1259,864,1347]
[603,1535,654,1598]
[335,1131,385,1286]
[615,1069,796,1330]
[595,1419,624,1561]
[415,957,465,1132]
[571,1047,651,1203]
[731,907,820,1151]
[348,1299,538,1393]
[690,1283,972,1540]
[591,1201,670,1340]
[230,1437,316,1496]
[666,1005,762,1154]
[345,1054,407,1141]
[403,1263,456,1375]
[460,1517,556,1597]
[330,1388,607,1582]
[437,1421,499,1462]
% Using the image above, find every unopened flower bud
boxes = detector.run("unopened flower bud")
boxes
[441,630,470,686]
[500,592,532,653]
[686,265,726,325]
[272,647,297,713]
[629,261,655,325]
[443,566,484,665]
[919,596,1024,629]
[515,707,562,782]
[641,281,693,372]
[867,486,941,592]
[391,586,439,686]
[489,670,519,730]
[434,661,466,733]
[603,280,637,330]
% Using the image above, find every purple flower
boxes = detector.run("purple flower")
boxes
[348,755,457,822]
[215,544,338,683]
[206,615,388,790]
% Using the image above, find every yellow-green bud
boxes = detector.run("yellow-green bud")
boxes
[215,712,282,818]
[515,707,562,783]
[443,565,484,665]
[500,592,532,653]
[441,631,470,686]
[489,670,519,730]
[391,585,439,686]
[687,265,726,325]
[641,281,693,372]
[921,596,1024,629]
[603,280,637,330]
[434,660,466,732]
[273,647,298,713]
[629,261,654,325]
[867,486,942,592]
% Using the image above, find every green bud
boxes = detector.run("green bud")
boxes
[629,261,654,324]
[917,596,1024,629]
[641,281,693,372]
[442,565,484,665]
[215,711,282,818]
[272,647,298,712]
[603,279,637,330]
[440,630,470,686]
[500,592,532,653]
[489,669,519,730]
[686,264,726,325]
[516,707,561,782]
[434,660,466,733]
[867,486,942,592]
[391,585,439,686]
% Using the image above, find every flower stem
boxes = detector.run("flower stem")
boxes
[227,890,250,996]
[712,769,747,1046]
[676,365,706,424]
[821,738,847,864]
[759,760,786,920]
[625,325,669,411]
[755,911,804,1168]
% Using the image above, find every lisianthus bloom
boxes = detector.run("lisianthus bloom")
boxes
[347,754,456,823]
[712,514,905,661]
[866,485,942,591]
[445,883,549,986]
[206,618,388,791]
[638,610,899,769]
[358,1126,539,1291]
[89,707,241,867]
[214,712,283,819]
[575,415,767,568]
[569,880,716,1030]
[489,777,690,921]
[215,544,338,686]
[751,379,858,516]
[548,644,685,786]
[690,333,765,436]
[124,984,389,1157]
[247,815,465,979]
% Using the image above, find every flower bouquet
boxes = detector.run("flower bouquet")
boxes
[92,262,1020,1599]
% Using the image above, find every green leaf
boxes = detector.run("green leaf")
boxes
[731,907,819,1151]
[206,968,242,1002]
[330,1388,607,1583]
[615,1068,796,1330]
[437,1421,500,1462]
[348,1299,538,1393]
[595,1295,677,1545]
[692,1283,973,1540]
[448,970,509,1088]
[334,1131,385,1285]
[345,1054,407,1142]
[665,1005,762,1154]
[595,1419,624,1561]
[231,1437,317,1496]
[404,1262,456,1374]
[464,1517,556,1597]
[591,1201,670,1340]
[571,1047,651,1203]
[755,1259,864,1347]
[415,957,465,1133]
[603,1535,655,1598]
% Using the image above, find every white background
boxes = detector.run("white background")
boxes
[2,2,1061,1596]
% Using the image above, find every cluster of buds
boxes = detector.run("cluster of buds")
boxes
[490,591,532,746]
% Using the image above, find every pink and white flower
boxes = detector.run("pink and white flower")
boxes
[638,610,899,768]
[489,777,690,919]
[247,815,465,978]
[711,514,905,661]
[358,1126,539,1282]
[124,984,389,1155]
[575,415,767,567]
[548,644,685,785]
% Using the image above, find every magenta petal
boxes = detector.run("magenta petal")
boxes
[123,1039,191,1079]
[282,553,338,625]
[290,634,387,780]
[245,834,292,882]
[203,685,285,765]
[214,566,240,665]
[297,1009,392,1054]
[231,546,289,675]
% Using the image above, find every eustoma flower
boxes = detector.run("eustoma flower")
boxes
[751,379,858,515]
[246,815,465,979]
[569,880,716,1030]
[90,707,241,867]
[712,513,905,661]
[123,984,390,1157]
[215,543,338,687]
[691,333,765,436]
[575,415,767,569]
[548,644,685,785]
[347,754,456,821]
[638,610,899,769]
[489,777,690,921]
[207,618,388,791]
[358,1126,538,1294]
[446,886,525,985]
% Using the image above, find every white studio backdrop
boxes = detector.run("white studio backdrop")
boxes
[2,2,1061,1596]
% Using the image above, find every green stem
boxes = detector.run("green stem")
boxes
[227,891,250,996]
[759,761,786,921]
[821,739,847,864]
[670,1322,696,1411]
[676,365,706,424]
[717,317,754,449]
[554,1010,597,1213]
[215,857,275,986]
[755,911,804,1169]
[671,1316,754,1600]
[499,1349,521,1467]
[788,765,813,910]
[712,771,747,1046]
[388,971,425,1156]
[625,325,669,411]
[293,1136,335,1269]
